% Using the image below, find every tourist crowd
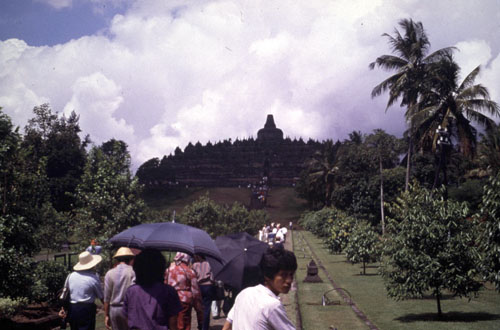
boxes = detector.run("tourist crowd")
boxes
[60,236,296,330]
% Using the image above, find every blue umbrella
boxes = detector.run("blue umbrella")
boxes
[108,222,223,263]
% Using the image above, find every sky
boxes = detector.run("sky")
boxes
[1,0,500,170]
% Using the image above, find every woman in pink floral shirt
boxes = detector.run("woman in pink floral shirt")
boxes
[165,252,203,330]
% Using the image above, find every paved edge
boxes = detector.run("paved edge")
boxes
[298,231,379,330]
[290,229,304,330]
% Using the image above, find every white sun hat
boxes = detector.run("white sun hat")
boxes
[74,251,103,271]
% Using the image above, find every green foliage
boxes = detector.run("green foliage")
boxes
[0,297,28,318]
[73,139,145,252]
[179,194,266,238]
[381,184,481,315]
[30,261,69,303]
[23,104,87,212]
[0,109,52,298]
[299,207,341,238]
[324,214,356,253]
[478,170,500,291]
[448,179,485,212]
[344,221,380,274]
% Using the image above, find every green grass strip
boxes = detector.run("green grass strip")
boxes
[301,231,500,330]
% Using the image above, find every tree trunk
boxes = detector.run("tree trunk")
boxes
[435,288,443,317]
[405,136,412,192]
[363,260,366,275]
[379,156,385,235]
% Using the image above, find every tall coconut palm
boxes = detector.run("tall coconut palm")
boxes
[306,140,339,207]
[369,18,454,191]
[412,58,499,189]
[413,58,500,159]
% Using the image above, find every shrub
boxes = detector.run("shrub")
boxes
[0,297,28,318]
[30,261,69,303]
[344,221,381,274]
[180,194,266,238]
[325,214,356,253]
[299,207,344,238]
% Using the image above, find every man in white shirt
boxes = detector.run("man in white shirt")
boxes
[222,246,297,330]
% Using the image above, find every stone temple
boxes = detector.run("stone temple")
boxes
[137,114,322,187]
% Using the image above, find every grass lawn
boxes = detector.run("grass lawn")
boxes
[292,230,368,330]
[300,231,500,330]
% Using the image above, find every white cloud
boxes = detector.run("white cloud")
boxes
[454,40,492,81]
[1,0,500,169]
[35,0,72,10]
[63,72,134,144]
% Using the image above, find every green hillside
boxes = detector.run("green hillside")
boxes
[142,186,308,225]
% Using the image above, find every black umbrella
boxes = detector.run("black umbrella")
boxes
[212,232,269,290]
[108,222,223,264]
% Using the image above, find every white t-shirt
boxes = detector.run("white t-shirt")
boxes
[226,284,295,330]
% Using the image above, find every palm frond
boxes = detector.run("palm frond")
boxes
[458,66,481,91]
[369,55,407,71]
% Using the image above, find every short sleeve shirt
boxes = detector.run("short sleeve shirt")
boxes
[104,263,135,305]
[68,271,104,303]
[123,282,182,330]
[227,284,296,330]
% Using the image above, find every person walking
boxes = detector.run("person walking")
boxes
[103,247,136,330]
[63,251,104,330]
[165,252,203,330]
[222,246,297,330]
[124,249,182,330]
[192,254,215,330]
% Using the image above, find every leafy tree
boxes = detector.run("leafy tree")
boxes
[477,123,500,175]
[478,170,500,291]
[414,61,500,159]
[0,108,52,298]
[179,194,223,238]
[23,104,88,212]
[136,157,161,186]
[73,139,145,252]
[324,213,356,253]
[381,184,481,316]
[345,221,380,274]
[370,18,453,191]
[365,129,401,234]
[299,140,339,207]
[179,194,266,238]
[330,132,377,219]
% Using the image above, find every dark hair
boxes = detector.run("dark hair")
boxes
[133,249,166,286]
[260,246,297,280]
[115,256,134,264]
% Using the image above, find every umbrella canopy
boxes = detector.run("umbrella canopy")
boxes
[108,222,223,263]
[213,232,269,290]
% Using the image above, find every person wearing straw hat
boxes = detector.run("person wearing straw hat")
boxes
[103,247,136,330]
[63,250,104,330]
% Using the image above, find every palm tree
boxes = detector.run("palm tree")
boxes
[412,58,499,190]
[369,18,454,191]
[366,129,400,235]
[306,140,339,207]
[413,58,500,159]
